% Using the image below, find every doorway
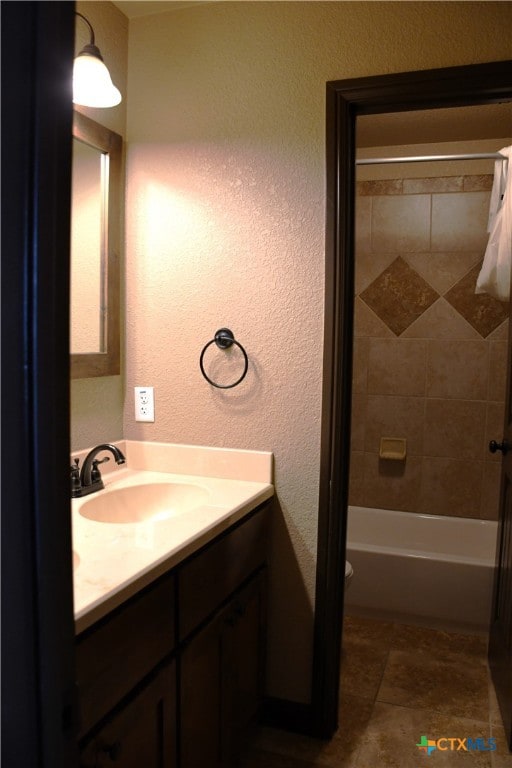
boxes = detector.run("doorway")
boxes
[346,124,509,626]
[312,60,512,738]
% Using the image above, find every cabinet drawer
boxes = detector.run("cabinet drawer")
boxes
[179,503,269,640]
[76,572,175,737]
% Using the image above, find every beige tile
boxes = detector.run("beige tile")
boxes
[357,179,403,196]
[424,399,486,460]
[240,747,321,768]
[343,615,395,651]
[431,191,490,252]
[248,615,502,768]
[464,174,493,192]
[404,252,482,295]
[351,393,366,452]
[488,320,509,341]
[419,457,483,518]
[445,264,509,339]
[371,194,431,253]
[355,703,492,768]
[488,341,509,402]
[250,696,373,768]
[390,623,488,661]
[336,692,377,764]
[360,257,439,336]
[361,453,422,512]
[426,339,489,400]
[402,297,480,340]
[486,402,506,462]
[354,297,394,339]
[348,451,365,507]
[377,648,490,720]
[367,339,427,396]
[341,628,390,700]
[490,724,512,768]
[354,249,397,295]
[489,676,505,728]
[364,395,424,456]
[481,462,502,521]
[341,646,386,702]
[352,336,369,394]
[403,176,463,194]
[355,195,372,256]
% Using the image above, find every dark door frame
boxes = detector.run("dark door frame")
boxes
[1,3,78,766]
[312,59,512,738]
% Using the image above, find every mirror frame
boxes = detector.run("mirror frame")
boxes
[71,111,122,378]
[311,60,512,738]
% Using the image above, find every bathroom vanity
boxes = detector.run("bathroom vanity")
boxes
[72,441,273,768]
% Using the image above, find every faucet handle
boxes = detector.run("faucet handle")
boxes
[91,456,110,483]
[70,459,81,494]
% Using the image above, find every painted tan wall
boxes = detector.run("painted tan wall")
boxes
[107,1,509,703]
[70,1,128,451]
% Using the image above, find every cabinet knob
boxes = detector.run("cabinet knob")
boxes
[102,741,122,761]
[226,601,246,627]
[489,439,509,455]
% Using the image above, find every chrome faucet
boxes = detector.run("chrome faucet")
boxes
[71,443,126,498]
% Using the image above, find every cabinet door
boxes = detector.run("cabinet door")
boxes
[223,573,266,763]
[179,504,269,641]
[180,608,224,768]
[180,572,266,768]
[79,662,176,768]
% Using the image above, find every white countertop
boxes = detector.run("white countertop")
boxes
[72,442,274,634]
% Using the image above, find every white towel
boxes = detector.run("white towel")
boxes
[475,146,512,302]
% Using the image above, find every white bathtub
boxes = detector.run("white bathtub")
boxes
[345,506,498,632]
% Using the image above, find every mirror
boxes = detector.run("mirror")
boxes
[70,111,122,378]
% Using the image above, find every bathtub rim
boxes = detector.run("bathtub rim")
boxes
[347,504,497,567]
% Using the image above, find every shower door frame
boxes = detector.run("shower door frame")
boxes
[314,60,512,738]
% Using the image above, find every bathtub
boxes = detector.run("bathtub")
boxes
[345,506,498,632]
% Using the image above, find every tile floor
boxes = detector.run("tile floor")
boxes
[242,615,512,768]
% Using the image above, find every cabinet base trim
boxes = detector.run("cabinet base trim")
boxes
[262,696,317,737]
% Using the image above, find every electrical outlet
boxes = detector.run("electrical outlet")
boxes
[134,386,155,422]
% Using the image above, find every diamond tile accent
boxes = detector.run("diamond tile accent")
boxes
[444,262,509,338]
[403,251,481,295]
[360,257,439,336]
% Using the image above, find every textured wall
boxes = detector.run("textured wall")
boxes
[70,1,128,451]
[119,1,512,703]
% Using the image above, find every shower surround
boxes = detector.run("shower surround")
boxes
[350,172,509,521]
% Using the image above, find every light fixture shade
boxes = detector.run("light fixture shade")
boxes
[73,53,122,108]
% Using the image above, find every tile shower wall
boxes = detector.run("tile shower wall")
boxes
[350,174,509,521]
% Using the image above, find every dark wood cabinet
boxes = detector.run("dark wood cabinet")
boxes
[178,505,269,640]
[76,573,176,737]
[79,662,176,768]
[180,572,266,768]
[75,502,270,768]
[225,574,266,759]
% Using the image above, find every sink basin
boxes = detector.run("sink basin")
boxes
[78,482,210,524]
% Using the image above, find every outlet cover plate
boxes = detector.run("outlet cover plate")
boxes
[134,386,155,422]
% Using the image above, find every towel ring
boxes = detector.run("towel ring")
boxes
[199,328,248,389]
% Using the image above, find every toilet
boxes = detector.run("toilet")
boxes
[345,560,353,589]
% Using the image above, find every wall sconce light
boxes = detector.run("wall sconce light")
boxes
[73,12,122,108]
